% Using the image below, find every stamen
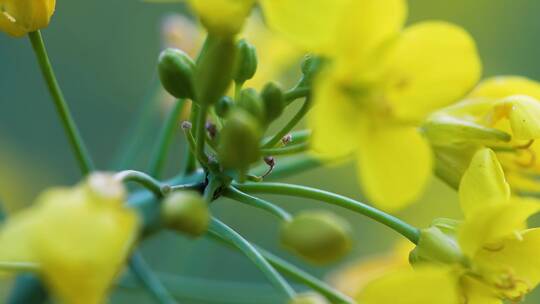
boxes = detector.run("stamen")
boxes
[2,11,16,23]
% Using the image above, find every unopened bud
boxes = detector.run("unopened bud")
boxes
[158,48,196,99]
[161,191,210,237]
[218,110,262,170]
[238,88,265,121]
[233,39,258,85]
[280,210,352,264]
[299,55,323,88]
[409,223,464,266]
[261,82,285,124]
[195,36,237,105]
[215,96,234,118]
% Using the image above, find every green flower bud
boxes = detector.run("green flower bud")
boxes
[195,36,237,105]
[299,55,323,88]
[280,210,352,264]
[158,48,196,99]
[218,110,262,170]
[215,96,234,118]
[289,293,329,304]
[422,114,511,146]
[261,82,285,124]
[237,88,265,121]
[233,39,258,85]
[409,222,464,266]
[161,191,210,237]
[433,145,477,190]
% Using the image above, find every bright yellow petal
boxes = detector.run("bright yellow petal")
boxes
[188,0,254,35]
[356,124,432,211]
[458,198,540,257]
[461,276,502,304]
[459,148,510,218]
[470,76,540,100]
[259,0,350,52]
[474,228,540,295]
[357,266,459,304]
[385,21,482,121]
[492,95,540,140]
[309,68,360,158]
[0,0,56,37]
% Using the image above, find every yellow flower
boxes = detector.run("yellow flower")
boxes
[0,0,56,37]
[0,173,139,304]
[309,0,482,210]
[357,148,540,304]
[425,76,540,192]
[187,0,255,36]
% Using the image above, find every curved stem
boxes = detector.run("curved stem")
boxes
[129,251,178,304]
[208,218,296,299]
[28,31,94,175]
[261,142,309,156]
[258,248,354,304]
[284,87,310,104]
[233,182,420,244]
[115,170,169,198]
[250,154,323,180]
[262,98,311,149]
[148,99,185,178]
[223,186,292,222]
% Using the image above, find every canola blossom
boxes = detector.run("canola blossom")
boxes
[1,0,540,303]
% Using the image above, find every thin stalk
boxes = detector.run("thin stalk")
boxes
[262,98,311,149]
[148,99,185,178]
[258,248,354,304]
[261,142,309,156]
[203,178,222,202]
[115,170,170,198]
[208,218,296,299]
[284,87,310,104]
[223,186,292,222]
[28,31,94,175]
[250,154,323,180]
[182,102,199,175]
[129,251,178,304]
[194,104,209,167]
[233,182,420,244]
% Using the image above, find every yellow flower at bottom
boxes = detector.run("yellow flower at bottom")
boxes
[0,173,139,304]
[0,0,56,37]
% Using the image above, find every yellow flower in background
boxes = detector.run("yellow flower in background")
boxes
[425,76,540,192]
[0,0,56,37]
[309,0,482,210]
[187,0,255,36]
[356,148,540,304]
[0,173,139,304]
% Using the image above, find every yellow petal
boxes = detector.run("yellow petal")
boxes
[0,0,56,37]
[458,198,540,257]
[474,228,540,295]
[470,76,540,100]
[188,0,254,36]
[461,276,502,304]
[356,124,432,211]
[309,68,360,158]
[459,148,510,218]
[492,95,540,140]
[357,266,459,304]
[259,0,351,52]
[385,21,482,121]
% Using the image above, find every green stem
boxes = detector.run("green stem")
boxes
[28,31,94,175]
[261,142,309,156]
[262,98,311,149]
[115,170,170,198]
[250,154,323,180]
[148,99,185,178]
[194,104,209,167]
[223,186,292,222]
[284,87,310,104]
[233,182,420,244]
[258,248,354,304]
[208,218,296,299]
[129,251,178,304]
[203,178,222,202]
[182,102,199,175]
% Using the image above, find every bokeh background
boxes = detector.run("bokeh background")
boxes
[1,0,540,303]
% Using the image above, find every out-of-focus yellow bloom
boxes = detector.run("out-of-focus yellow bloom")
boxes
[0,173,139,304]
[355,148,540,304]
[0,0,56,37]
[187,0,255,36]
[426,76,540,192]
[309,0,482,210]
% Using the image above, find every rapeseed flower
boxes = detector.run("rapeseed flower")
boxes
[0,0,56,37]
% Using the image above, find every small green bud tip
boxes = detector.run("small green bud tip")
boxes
[280,210,352,264]
[161,191,210,238]
[158,48,196,99]
[218,109,262,170]
[215,96,234,118]
[238,88,265,121]
[233,39,258,85]
[299,55,323,88]
[409,223,464,266]
[261,82,285,124]
[289,293,329,304]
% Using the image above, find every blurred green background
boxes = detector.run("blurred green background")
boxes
[1,0,540,303]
